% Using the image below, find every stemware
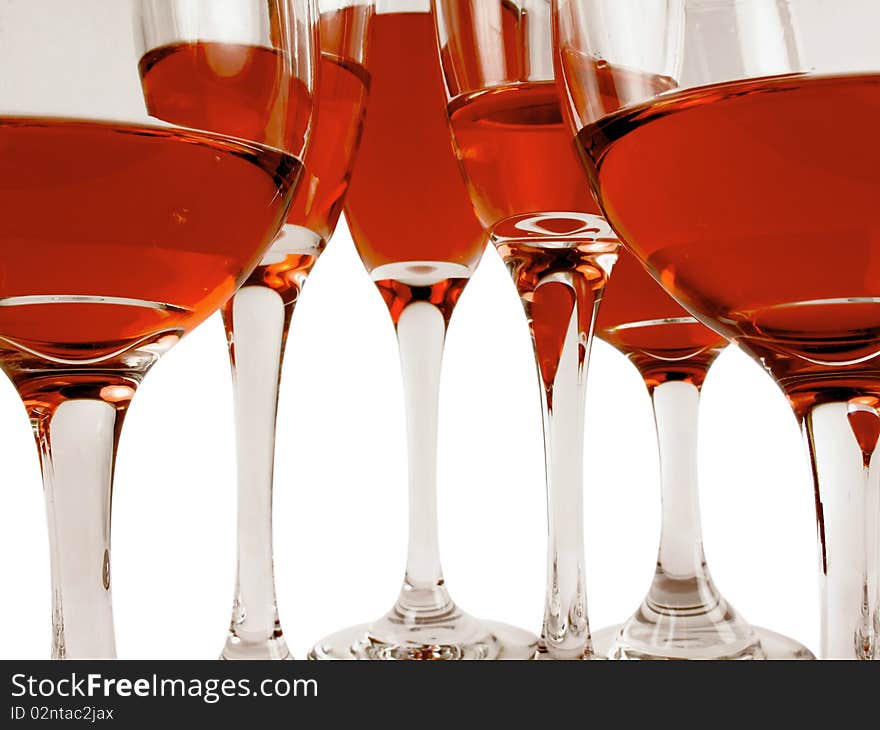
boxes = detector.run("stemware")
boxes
[309,0,537,660]
[433,0,617,659]
[556,0,880,659]
[0,0,312,658]
[137,0,373,660]
[593,250,813,659]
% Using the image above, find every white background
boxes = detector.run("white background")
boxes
[0,218,819,659]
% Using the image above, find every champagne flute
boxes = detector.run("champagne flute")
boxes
[593,250,813,659]
[0,0,312,658]
[434,0,619,659]
[308,0,538,660]
[137,0,372,661]
[556,0,880,659]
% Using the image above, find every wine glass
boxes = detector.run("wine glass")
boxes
[308,0,538,660]
[137,0,372,661]
[593,249,813,659]
[433,0,618,659]
[556,0,880,659]
[0,0,312,658]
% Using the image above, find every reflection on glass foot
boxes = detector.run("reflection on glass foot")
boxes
[535,641,594,661]
[309,617,538,660]
[221,632,292,661]
[591,569,815,660]
[592,621,814,660]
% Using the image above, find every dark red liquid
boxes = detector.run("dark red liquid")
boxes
[580,73,880,408]
[139,8,370,304]
[597,250,726,388]
[343,11,485,272]
[139,41,312,157]
[0,118,297,363]
[448,81,599,236]
[285,54,369,241]
[286,6,371,240]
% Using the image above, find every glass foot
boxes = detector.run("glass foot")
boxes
[309,619,538,660]
[221,633,292,660]
[535,642,595,660]
[591,623,814,660]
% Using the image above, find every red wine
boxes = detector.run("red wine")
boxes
[139,10,370,306]
[448,81,599,237]
[139,41,311,157]
[344,11,485,273]
[445,58,672,239]
[441,14,674,240]
[598,250,726,388]
[580,73,880,407]
[0,118,297,364]
[292,6,371,241]
[286,56,369,241]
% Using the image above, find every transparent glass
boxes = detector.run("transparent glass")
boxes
[590,251,813,659]
[555,0,880,658]
[308,0,537,660]
[434,0,617,661]
[137,0,372,661]
[0,0,313,658]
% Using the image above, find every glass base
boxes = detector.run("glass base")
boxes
[535,642,595,661]
[308,619,538,660]
[591,623,814,660]
[221,633,292,660]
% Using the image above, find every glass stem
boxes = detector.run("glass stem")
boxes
[533,274,595,659]
[651,380,710,581]
[32,397,127,659]
[221,283,293,660]
[395,300,450,611]
[604,369,765,660]
[803,401,880,659]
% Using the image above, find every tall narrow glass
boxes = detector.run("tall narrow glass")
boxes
[434,0,617,659]
[0,0,312,658]
[593,250,813,659]
[308,0,537,660]
[556,0,880,659]
[138,0,373,660]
